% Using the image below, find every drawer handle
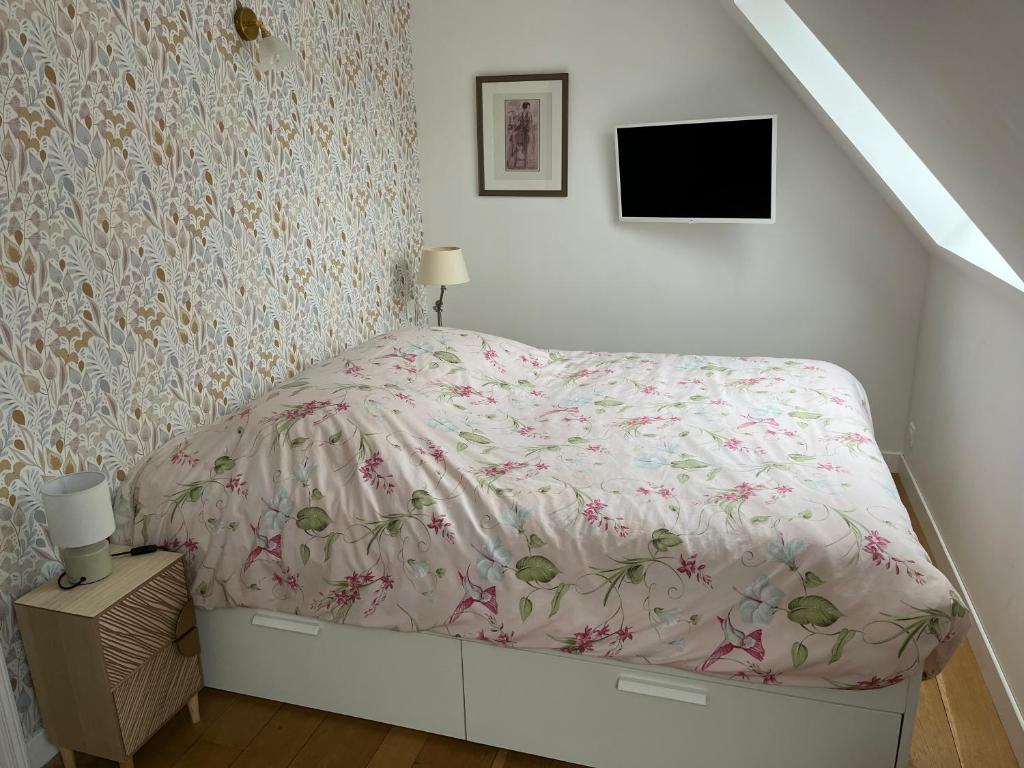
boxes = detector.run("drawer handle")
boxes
[616,675,708,706]
[251,612,321,636]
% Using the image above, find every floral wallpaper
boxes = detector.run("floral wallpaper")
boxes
[0,0,423,738]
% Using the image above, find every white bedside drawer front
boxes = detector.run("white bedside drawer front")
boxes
[463,642,903,768]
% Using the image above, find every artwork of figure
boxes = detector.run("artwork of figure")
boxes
[505,98,539,170]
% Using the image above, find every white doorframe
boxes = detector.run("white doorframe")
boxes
[0,673,29,768]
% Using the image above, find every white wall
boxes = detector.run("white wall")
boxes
[906,255,1024,751]
[787,0,1024,280]
[411,0,929,451]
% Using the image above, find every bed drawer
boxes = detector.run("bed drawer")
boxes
[197,607,466,738]
[463,643,904,768]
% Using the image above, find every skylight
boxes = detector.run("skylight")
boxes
[736,0,1024,292]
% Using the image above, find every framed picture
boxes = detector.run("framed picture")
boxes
[476,73,568,197]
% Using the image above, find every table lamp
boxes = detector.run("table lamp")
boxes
[42,471,116,588]
[417,246,469,326]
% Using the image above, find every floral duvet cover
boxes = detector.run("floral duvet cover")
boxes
[116,327,968,688]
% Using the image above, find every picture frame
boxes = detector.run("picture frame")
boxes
[476,73,569,197]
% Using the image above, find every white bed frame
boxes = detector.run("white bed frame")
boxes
[197,606,920,767]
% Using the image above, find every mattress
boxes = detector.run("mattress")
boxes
[115,327,968,688]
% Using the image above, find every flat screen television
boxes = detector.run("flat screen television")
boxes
[615,115,777,223]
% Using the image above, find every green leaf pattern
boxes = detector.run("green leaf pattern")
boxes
[0,0,425,736]
[119,328,970,693]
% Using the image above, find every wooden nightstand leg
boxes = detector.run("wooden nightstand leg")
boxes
[187,692,200,724]
[59,747,76,768]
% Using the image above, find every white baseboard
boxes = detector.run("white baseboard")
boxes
[25,728,55,768]
[898,455,1024,763]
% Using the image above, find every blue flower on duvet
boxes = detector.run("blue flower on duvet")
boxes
[767,535,806,571]
[121,327,970,688]
[654,607,684,627]
[632,440,686,471]
[739,575,784,626]
[407,559,439,596]
[292,459,317,486]
[744,403,787,421]
[500,505,532,533]
[563,395,595,408]
[261,488,293,533]
[476,537,512,583]
[408,559,431,579]
[426,416,460,432]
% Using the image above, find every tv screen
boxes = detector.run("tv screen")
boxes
[615,116,776,222]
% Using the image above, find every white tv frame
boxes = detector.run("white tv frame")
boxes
[614,114,778,223]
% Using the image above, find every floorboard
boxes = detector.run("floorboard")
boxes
[230,703,325,768]
[412,734,496,768]
[286,712,390,768]
[133,689,236,768]
[938,643,1018,768]
[46,475,1018,768]
[911,677,959,768]
[504,751,578,768]
[199,693,280,749]
[171,741,240,768]
[365,727,430,768]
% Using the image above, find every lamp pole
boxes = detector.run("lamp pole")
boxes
[433,284,447,326]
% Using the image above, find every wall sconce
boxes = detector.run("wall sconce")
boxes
[234,6,299,73]
[417,247,470,326]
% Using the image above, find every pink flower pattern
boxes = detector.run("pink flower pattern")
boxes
[863,530,926,584]
[123,328,969,690]
[360,451,395,494]
[678,554,713,588]
[580,499,630,537]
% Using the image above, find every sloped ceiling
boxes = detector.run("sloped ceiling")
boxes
[740,0,1024,285]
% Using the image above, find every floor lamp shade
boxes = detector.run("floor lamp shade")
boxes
[42,472,116,584]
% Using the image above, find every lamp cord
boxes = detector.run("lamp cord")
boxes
[57,572,86,591]
[55,545,158,590]
[113,545,159,557]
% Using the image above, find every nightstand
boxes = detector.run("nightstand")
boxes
[15,547,203,768]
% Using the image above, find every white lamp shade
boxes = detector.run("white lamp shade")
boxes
[255,35,299,73]
[41,472,115,549]
[417,247,469,286]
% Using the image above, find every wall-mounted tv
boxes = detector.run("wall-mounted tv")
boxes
[615,115,777,223]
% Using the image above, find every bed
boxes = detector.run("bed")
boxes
[115,327,969,767]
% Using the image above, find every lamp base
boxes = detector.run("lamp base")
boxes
[62,540,113,584]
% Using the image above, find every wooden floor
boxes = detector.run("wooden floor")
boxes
[50,478,1017,768]
[897,477,1018,768]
